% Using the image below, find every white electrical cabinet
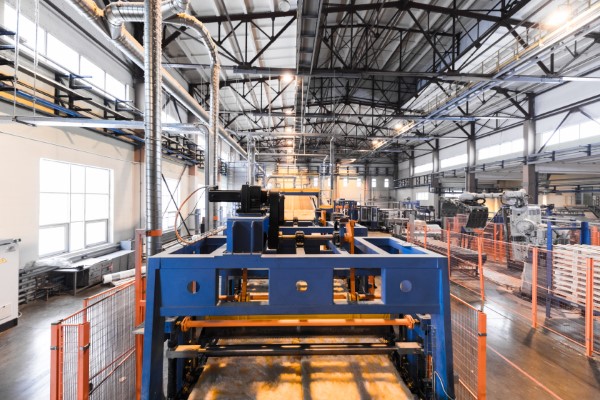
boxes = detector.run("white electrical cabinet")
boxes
[0,239,19,332]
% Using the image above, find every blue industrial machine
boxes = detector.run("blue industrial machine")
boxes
[334,198,359,220]
[142,185,454,399]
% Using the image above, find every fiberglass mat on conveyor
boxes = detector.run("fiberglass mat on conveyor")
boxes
[188,337,415,400]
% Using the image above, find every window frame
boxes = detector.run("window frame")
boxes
[39,159,112,258]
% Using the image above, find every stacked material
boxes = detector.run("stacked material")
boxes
[552,244,600,309]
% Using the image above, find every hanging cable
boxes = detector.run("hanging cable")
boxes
[174,186,210,245]
[13,0,22,118]
[32,0,40,116]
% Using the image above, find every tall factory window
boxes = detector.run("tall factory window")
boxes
[47,34,80,73]
[356,178,362,188]
[371,178,377,188]
[39,160,112,257]
[384,178,390,188]
[414,162,433,174]
[416,192,429,201]
[343,177,348,187]
[162,178,181,230]
[2,5,47,54]
[440,154,467,169]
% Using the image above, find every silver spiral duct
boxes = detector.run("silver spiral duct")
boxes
[165,14,220,227]
[66,0,247,157]
[144,0,162,256]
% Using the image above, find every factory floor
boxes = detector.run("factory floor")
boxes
[0,285,106,400]
[0,233,598,399]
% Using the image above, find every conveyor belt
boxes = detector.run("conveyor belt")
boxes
[188,338,416,400]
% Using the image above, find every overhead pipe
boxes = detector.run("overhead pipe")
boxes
[164,14,221,228]
[143,0,163,256]
[66,0,247,159]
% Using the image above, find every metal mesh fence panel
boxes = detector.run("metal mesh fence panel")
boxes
[451,295,486,400]
[51,282,137,400]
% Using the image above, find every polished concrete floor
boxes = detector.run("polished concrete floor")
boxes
[0,246,599,399]
[0,286,105,400]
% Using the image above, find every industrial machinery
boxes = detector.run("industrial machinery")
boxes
[142,185,454,399]
[0,239,19,332]
[334,198,359,220]
[457,190,571,266]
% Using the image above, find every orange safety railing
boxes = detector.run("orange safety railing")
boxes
[50,281,136,400]
[451,294,487,400]
[51,230,146,400]
[412,220,600,358]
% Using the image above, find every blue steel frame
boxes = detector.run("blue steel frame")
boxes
[141,217,454,399]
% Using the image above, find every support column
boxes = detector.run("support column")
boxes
[363,162,369,204]
[523,94,538,203]
[431,140,441,217]
[466,122,477,192]
[330,139,336,200]
[408,148,415,188]
[247,138,255,185]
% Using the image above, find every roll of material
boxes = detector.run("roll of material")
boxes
[103,267,146,284]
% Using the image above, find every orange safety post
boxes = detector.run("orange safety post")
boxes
[77,322,91,400]
[477,311,487,400]
[134,229,145,400]
[477,237,485,304]
[446,227,451,277]
[50,322,63,400]
[585,257,594,357]
[531,247,539,329]
[423,224,428,249]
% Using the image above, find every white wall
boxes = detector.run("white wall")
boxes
[0,119,139,266]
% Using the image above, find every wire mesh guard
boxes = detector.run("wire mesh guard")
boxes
[51,282,137,400]
[409,216,599,358]
[450,295,486,400]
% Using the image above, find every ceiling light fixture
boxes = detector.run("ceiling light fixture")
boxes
[546,4,571,28]
[281,73,295,83]
[278,0,291,12]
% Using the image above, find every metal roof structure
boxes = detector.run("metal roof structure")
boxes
[160,0,600,165]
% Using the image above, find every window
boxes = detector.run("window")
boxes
[162,178,181,230]
[414,162,433,174]
[540,121,600,149]
[39,160,111,257]
[47,34,79,72]
[440,154,468,169]
[356,178,362,188]
[80,56,105,91]
[106,73,127,100]
[313,177,318,187]
[371,178,377,188]
[384,178,390,188]
[479,138,524,160]
[2,5,46,54]
[416,192,429,201]
[343,177,348,187]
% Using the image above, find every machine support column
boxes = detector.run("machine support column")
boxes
[523,94,538,203]
[465,122,477,192]
[431,140,440,218]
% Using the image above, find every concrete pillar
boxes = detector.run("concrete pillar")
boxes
[466,122,477,192]
[523,94,538,203]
